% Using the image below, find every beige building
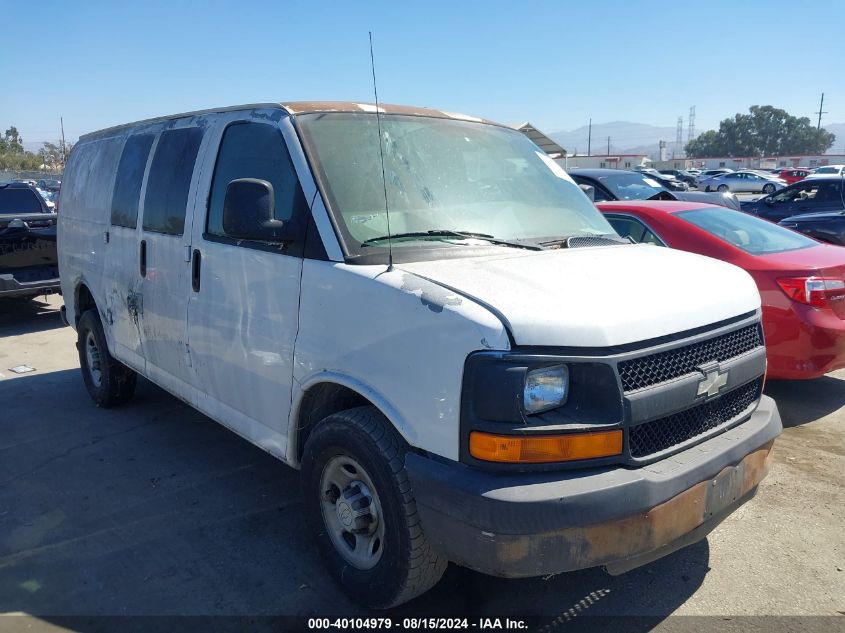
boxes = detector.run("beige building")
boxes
[653,154,845,171]
[557,153,651,170]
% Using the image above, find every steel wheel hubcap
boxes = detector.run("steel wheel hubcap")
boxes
[319,455,385,570]
[85,331,103,388]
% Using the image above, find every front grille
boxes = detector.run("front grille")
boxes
[629,378,763,458]
[618,324,763,392]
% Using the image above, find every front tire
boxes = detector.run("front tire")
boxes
[301,406,447,608]
[77,309,137,407]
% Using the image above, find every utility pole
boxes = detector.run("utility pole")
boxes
[607,136,611,155]
[587,118,592,156]
[815,93,827,130]
[60,117,67,167]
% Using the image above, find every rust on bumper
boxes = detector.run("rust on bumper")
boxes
[484,441,774,577]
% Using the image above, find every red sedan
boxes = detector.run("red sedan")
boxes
[598,200,845,380]
[777,168,812,184]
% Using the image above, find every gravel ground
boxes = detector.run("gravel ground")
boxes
[0,296,842,628]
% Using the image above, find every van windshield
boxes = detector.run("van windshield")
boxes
[296,113,615,259]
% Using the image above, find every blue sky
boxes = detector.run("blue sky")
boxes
[3,0,844,146]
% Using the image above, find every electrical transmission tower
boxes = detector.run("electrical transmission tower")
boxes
[688,106,696,143]
[675,117,683,157]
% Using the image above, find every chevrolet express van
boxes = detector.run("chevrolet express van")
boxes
[59,102,782,608]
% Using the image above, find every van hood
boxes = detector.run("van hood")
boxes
[398,245,759,348]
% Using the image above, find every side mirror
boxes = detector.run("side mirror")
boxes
[764,196,773,205]
[578,184,595,202]
[222,178,287,241]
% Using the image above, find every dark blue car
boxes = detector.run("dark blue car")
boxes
[741,177,844,223]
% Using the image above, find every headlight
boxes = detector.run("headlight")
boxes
[524,364,569,414]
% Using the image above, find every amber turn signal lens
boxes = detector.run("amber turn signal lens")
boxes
[469,430,623,464]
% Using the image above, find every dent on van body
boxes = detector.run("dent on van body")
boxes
[291,260,510,462]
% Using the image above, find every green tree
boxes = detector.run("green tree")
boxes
[685,106,836,157]
[0,126,24,154]
[38,140,73,170]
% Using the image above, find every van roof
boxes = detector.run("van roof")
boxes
[79,102,501,142]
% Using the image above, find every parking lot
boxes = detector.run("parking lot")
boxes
[0,296,843,626]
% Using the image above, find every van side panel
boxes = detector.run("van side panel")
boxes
[292,261,510,461]
[58,136,125,343]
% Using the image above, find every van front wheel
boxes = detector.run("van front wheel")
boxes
[301,406,447,608]
[77,309,137,407]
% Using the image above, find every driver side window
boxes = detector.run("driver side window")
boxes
[206,121,308,239]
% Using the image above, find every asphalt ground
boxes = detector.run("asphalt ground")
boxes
[0,296,843,630]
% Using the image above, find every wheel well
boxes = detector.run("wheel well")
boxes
[295,383,372,460]
[75,284,96,326]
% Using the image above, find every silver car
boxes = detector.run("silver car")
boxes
[699,170,785,194]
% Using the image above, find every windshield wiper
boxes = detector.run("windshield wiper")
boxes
[361,229,542,251]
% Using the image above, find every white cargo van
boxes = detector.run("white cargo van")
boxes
[59,102,781,608]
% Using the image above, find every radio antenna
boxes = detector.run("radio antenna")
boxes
[369,31,393,271]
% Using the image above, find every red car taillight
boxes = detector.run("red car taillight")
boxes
[777,276,845,308]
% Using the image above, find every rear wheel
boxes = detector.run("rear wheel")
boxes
[301,406,447,608]
[762,183,776,195]
[77,309,137,407]
[717,184,729,193]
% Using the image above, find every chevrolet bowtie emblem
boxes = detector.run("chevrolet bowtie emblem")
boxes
[697,368,729,397]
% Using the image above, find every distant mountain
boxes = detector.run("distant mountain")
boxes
[549,121,682,158]
[550,120,845,157]
[823,123,845,154]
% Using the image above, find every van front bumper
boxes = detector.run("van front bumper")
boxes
[406,395,781,578]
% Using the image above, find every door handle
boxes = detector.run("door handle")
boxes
[191,249,201,292]
[140,240,147,277]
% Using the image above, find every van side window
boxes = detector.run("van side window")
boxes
[142,127,204,235]
[206,121,308,237]
[111,134,154,228]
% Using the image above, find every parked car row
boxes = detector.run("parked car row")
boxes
[568,168,741,209]
[568,167,845,247]
[647,166,841,193]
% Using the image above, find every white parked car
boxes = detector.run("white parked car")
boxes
[805,165,845,179]
[58,101,781,608]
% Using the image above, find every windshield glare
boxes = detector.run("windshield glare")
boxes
[296,113,615,255]
[598,173,667,200]
[677,206,817,255]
